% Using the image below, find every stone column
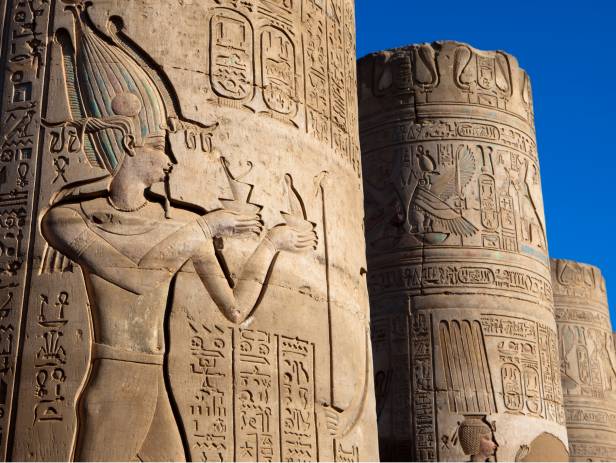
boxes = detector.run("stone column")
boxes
[358,41,568,462]
[552,259,616,461]
[0,0,378,460]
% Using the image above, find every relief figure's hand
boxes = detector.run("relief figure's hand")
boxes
[203,210,263,238]
[266,222,318,253]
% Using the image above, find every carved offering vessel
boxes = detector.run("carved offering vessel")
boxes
[0,0,378,460]
[359,42,568,461]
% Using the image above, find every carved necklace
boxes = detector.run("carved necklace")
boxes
[107,196,149,213]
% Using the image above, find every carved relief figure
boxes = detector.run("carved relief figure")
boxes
[559,324,616,397]
[40,4,316,460]
[504,160,546,250]
[598,331,616,391]
[457,416,498,462]
[388,143,479,246]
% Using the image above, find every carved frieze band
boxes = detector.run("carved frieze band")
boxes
[358,42,535,127]
[551,259,608,304]
[361,118,538,161]
[569,442,616,460]
[368,262,553,308]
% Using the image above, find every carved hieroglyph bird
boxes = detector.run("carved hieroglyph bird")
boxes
[409,148,478,238]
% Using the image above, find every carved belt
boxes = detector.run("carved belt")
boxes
[91,343,164,365]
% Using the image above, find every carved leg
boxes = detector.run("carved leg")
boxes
[75,359,159,462]
[136,373,185,462]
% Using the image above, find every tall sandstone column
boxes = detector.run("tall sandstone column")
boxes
[552,259,616,461]
[358,41,568,462]
[0,0,378,460]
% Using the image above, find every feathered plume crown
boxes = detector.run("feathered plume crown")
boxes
[60,0,168,173]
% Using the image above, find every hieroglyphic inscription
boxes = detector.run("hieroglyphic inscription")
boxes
[370,313,412,460]
[185,322,317,462]
[368,263,553,306]
[569,443,616,461]
[0,0,51,457]
[202,0,359,174]
[235,329,279,462]
[279,337,316,462]
[33,292,69,424]
[361,119,537,161]
[187,321,234,462]
[209,8,254,103]
[566,407,616,431]
[335,440,359,462]
[481,315,565,424]
[555,308,610,329]
[302,0,329,144]
[537,323,563,422]
[410,311,437,461]
[261,26,297,117]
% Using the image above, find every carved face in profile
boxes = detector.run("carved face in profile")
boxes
[121,135,174,187]
[458,417,497,461]
[478,432,497,459]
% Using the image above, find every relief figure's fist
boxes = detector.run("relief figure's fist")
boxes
[266,221,318,253]
[203,210,263,238]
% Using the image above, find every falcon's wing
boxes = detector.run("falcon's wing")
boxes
[457,146,476,192]
[430,166,456,200]
[413,187,478,237]
[430,147,476,200]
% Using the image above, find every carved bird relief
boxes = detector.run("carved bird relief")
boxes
[407,146,478,244]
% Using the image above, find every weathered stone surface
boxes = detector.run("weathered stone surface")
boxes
[359,41,568,461]
[552,259,616,462]
[0,0,378,460]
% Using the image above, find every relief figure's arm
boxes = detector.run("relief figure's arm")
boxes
[41,206,145,294]
[192,216,278,323]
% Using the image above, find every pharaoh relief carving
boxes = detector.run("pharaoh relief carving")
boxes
[552,259,616,462]
[3,0,377,461]
[39,4,316,460]
[360,42,567,462]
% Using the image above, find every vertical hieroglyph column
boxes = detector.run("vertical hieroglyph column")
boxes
[552,259,616,461]
[359,42,568,462]
[0,0,378,461]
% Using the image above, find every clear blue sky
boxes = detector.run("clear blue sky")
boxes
[356,0,616,326]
